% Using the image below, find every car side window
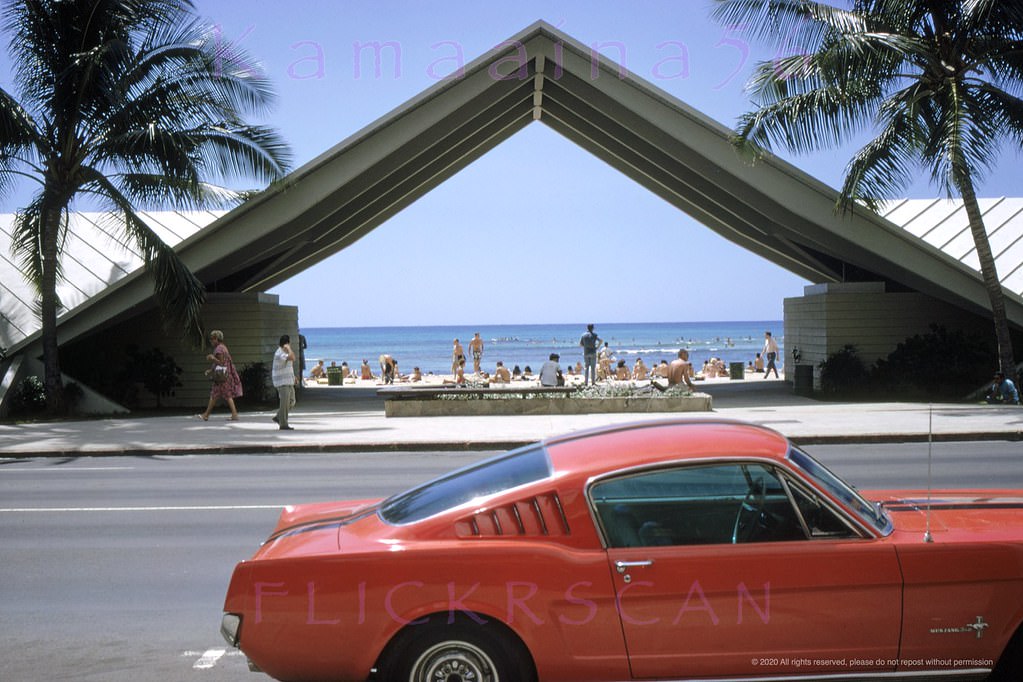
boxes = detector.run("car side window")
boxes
[591,463,808,547]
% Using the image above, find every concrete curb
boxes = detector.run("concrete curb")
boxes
[4,430,1020,458]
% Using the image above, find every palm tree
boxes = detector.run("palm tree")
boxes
[713,0,1023,378]
[0,0,291,413]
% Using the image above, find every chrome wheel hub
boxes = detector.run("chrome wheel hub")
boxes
[410,640,497,682]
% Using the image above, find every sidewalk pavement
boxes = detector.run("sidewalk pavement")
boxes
[1,381,1020,458]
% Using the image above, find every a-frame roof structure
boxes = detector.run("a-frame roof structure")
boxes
[6,20,1023,357]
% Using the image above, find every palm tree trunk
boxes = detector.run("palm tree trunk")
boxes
[40,206,66,415]
[958,175,1017,378]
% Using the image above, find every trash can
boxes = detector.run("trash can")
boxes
[326,367,343,386]
[729,362,745,380]
[793,364,813,396]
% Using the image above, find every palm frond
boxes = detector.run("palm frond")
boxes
[975,84,1023,149]
[108,172,244,210]
[0,86,43,198]
[80,167,206,344]
[9,194,63,293]
[190,123,292,183]
[712,0,866,52]
[840,107,924,212]
[736,75,882,155]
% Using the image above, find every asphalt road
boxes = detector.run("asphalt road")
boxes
[1,442,1020,681]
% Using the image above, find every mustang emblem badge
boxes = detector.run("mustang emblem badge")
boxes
[930,616,989,639]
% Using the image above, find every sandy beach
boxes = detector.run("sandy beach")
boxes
[304,370,786,390]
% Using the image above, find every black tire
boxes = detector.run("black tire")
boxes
[990,626,1023,681]
[379,619,535,682]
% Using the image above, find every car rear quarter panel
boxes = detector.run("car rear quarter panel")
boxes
[228,540,628,681]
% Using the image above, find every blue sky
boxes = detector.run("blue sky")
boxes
[6,1,1023,328]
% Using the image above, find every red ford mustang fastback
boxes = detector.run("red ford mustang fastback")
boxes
[221,419,1023,681]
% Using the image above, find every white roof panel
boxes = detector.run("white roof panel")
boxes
[882,198,1023,300]
[0,211,223,352]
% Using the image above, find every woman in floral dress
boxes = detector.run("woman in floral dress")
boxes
[198,329,243,420]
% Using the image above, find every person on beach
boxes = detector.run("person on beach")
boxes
[492,361,511,384]
[667,349,695,390]
[539,353,563,387]
[198,329,242,421]
[633,357,649,380]
[379,354,396,384]
[360,359,373,380]
[307,359,325,383]
[762,331,780,378]
[451,339,465,376]
[272,334,296,430]
[615,360,630,380]
[444,363,467,386]
[579,324,601,385]
[394,362,409,382]
[598,342,613,380]
[410,367,422,382]
[469,333,484,374]
[754,352,764,373]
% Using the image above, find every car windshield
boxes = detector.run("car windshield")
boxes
[379,446,552,524]
[788,446,890,533]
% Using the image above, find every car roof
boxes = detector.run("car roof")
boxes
[543,418,792,479]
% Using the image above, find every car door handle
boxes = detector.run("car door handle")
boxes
[615,559,653,573]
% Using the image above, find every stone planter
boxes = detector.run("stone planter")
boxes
[384,393,712,417]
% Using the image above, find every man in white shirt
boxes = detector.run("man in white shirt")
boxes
[272,335,297,430]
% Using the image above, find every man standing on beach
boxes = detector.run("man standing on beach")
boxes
[469,332,484,374]
[763,331,780,379]
[451,338,465,377]
[380,354,397,384]
[667,349,695,390]
[272,334,297,430]
[579,324,601,385]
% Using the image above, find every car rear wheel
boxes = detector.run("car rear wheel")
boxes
[991,625,1023,681]
[380,620,535,682]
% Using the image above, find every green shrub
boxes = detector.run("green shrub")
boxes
[120,345,182,408]
[9,376,47,416]
[873,324,994,397]
[818,345,870,394]
[240,362,271,404]
[814,326,998,400]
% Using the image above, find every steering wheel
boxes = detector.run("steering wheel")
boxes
[732,477,766,544]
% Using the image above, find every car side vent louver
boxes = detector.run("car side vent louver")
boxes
[455,492,570,538]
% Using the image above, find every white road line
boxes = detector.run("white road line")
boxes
[0,466,135,472]
[183,649,244,671]
[0,504,285,513]
[192,648,227,670]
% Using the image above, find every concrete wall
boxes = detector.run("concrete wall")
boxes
[784,282,989,390]
[59,292,298,410]
[184,293,300,407]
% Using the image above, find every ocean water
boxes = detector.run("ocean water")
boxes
[300,321,784,377]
